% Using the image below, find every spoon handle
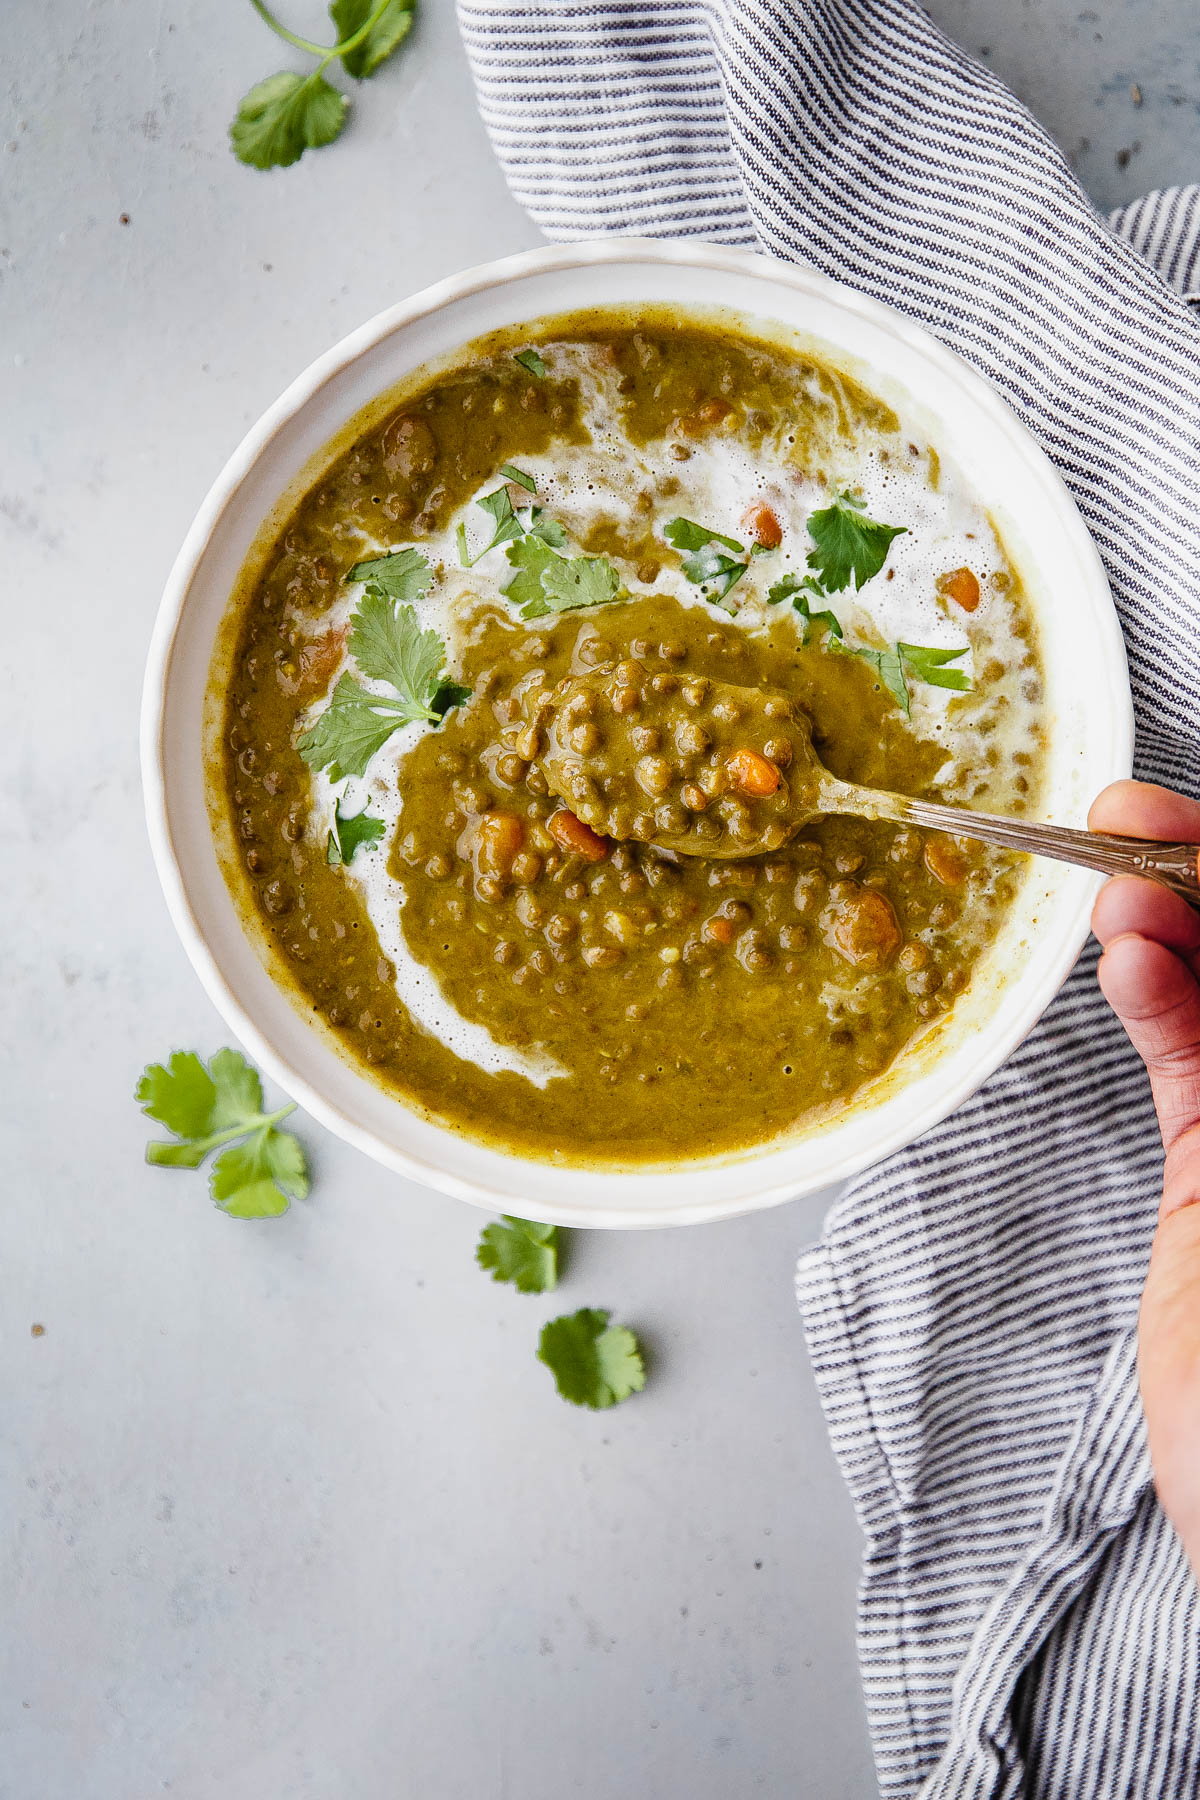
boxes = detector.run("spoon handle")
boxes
[834,785,1200,910]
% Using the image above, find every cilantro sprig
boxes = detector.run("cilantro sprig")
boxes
[231,0,416,171]
[476,1216,560,1294]
[513,349,547,378]
[456,474,567,568]
[136,1049,308,1219]
[767,572,844,643]
[298,549,469,781]
[503,536,621,619]
[537,1310,647,1410]
[327,796,385,865]
[805,492,906,592]
[663,517,754,611]
[851,641,972,716]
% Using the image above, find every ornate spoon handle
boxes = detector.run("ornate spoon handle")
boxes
[825,781,1200,910]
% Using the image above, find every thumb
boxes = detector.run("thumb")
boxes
[1098,932,1200,1211]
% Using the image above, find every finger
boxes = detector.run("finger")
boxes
[1089,778,1200,843]
[1098,933,1200,1157]
[1093,875,1200,971]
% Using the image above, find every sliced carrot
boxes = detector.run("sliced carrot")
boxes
[726,748,781,798]
[740,501,782,549]
[547,809,609,862]
[937,566,981,612]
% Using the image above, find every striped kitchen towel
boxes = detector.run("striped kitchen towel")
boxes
[458,2,1200,1794]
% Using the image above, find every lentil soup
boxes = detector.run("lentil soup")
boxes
[212,310,1047,1165]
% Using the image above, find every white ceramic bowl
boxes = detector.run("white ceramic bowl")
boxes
[142,239,1131,1229]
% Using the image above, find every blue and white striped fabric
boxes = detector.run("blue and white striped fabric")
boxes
[458,3,1200,1793]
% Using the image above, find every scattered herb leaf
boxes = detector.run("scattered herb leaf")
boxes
[349,585,442,696]
[458,486,525,566]
[663,516,750,608]
[232,0,415,169]
[476,1216,560,1294]
[430,679,473,719]
[806,497,907,593]
[345,546,433,601]
[327,796,386,865]
[537,1309,646,1410]
[136,1049,308,1218]
[297,673,417,781]
[767,573,844,643]
[896,641,972,692]
[850,645,912,715]
[850,641,972,716]
[329,0,414,79]
[513,348,547,378]
[230,70,348,170]
[298,578,467,780]
[503,537,622,619]
[520,506,568,549]
[499,463,538,494]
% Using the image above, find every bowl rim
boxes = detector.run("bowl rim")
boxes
[141,237,1132,1228]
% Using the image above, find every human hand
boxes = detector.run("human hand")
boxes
[1090,780,1200,1576]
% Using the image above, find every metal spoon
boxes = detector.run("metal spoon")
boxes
[528,667,1200,908]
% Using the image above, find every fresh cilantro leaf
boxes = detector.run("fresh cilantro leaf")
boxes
[500,463,538,494]
[297,672,415,781]
[458,486,527,566]
[136,1050,221,1141]
[210,1132,305,1218]
[663,516,749,608]
[513,348,547,378]
[345,546,432,601]
[349,588,441,695]
[503,537,622,619]
[329,0,414,78]
[137,1048,308,1218]
[430,679,472,719]
[805,498,907,593]
[230,70,348,170]
[537,1309,646,1409]
[850,645,911,715]
[327,796,386,865]
[663,517,744,555]
[897,642,972,692]
[476,1216,559,1294]
[520,506,568,549]
[767,573,844,643]
[299,589,465,778]
[851,641,972,717]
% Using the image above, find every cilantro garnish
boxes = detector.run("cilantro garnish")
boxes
[231,0,415,170]
[456,485,526,567]
[476,1216,560,1294]
[231,71,347,169]
[327,796,386,865]
[663,517,754,610]
[499,463,538,494]
[503,536,622,619]
[297,550,469,780]
[805,494,907,592]
[851,641,971,716]
[329,0,414,78]
[136,1049,308,1219]
[513,348,547,378]
[767,573,844,643]
[537,1309,646,1409]
[345,546,433,600]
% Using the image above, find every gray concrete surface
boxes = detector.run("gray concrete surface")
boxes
[0,3,1194,1796]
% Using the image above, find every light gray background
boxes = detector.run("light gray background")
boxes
[1,4,1195,1796]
